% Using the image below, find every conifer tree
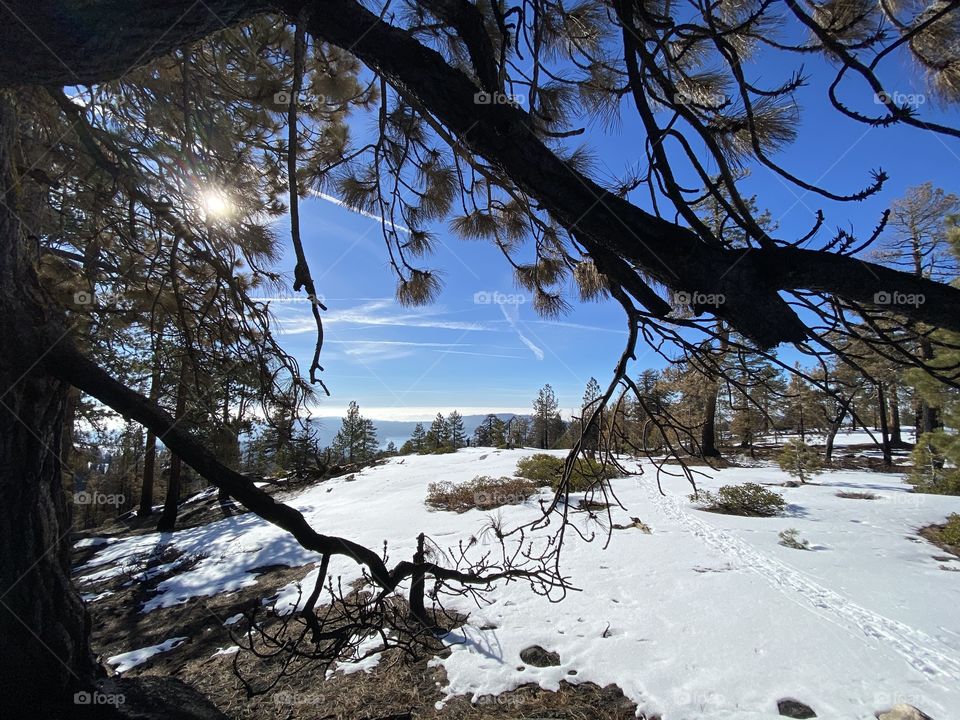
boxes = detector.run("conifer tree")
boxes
[447,410,466,449]
[530,384,564,449]
[778,439,824,484]
[427,412,450,449]
[409,423,427,453]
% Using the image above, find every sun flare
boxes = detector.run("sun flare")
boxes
[200,188,233,219]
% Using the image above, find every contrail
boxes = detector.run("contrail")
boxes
[309,190,411,234]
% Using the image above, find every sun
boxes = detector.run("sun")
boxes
[200,188,234,219]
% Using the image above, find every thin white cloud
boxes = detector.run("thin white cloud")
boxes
[277,299,489,334]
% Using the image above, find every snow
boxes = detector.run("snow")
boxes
[107,636,189,672]
[79,448,960,718]
[74,537,118,549]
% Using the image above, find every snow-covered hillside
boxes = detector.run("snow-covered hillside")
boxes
[75,446,960,719]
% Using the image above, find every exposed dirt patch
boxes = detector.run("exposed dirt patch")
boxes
[169,644,642,720]
[77,545,644,720]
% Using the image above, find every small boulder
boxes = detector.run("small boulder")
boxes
[877,704,934,720]
[519,645,561,667]
[784,480,802,488]
[778,698,817,718]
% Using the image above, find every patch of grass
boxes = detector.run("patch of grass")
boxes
[515,453,618,492]
[689,483,786,517]
[426,476,540,513]
[835,491,878,500]
[778,528,810,550]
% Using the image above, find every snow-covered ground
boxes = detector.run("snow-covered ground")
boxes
[75,445,960,719]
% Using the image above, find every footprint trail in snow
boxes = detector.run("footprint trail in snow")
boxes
[642,481,960,683]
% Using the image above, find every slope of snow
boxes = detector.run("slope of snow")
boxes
[78,448,960,719]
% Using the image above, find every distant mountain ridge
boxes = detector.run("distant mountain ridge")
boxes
[307,413,523,448]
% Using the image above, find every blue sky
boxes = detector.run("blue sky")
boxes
[266,37,960,422]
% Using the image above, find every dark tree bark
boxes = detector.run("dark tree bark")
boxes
[139,360,161,517]
[824,394,855,464]
[700,325,728,459]
[156,369,188,533]
[700,390,721,458]
[0,95,96,715]
[877,384,892,468]
[888,378,905,448]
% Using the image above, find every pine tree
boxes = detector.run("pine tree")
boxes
[778,439,823,483]
[447,410,466,448]
[531,384,563,449]
[427,412,450,449]
[579,377,602,458]
[409,423,427,453]
[784,366,821,441]
[332,401,371,464]
[361,418,380,460]
[474,414,506,447]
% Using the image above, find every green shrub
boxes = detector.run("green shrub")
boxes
[689,482,786,517]
[515,453,618,492]
[778,528,809,550]
[908,435,960,495]
[939,514,960,547]
[426,476,540,513]
[777,439,823,483]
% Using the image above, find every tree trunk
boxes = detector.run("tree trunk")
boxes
[700,386,721,458]
[824,394,853,464]
[139,359,161,517]
[918,338,940,433]
[0,94,96,714]
[877,384,892,468]
[888,379,904,447]
[157,369,188,532]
